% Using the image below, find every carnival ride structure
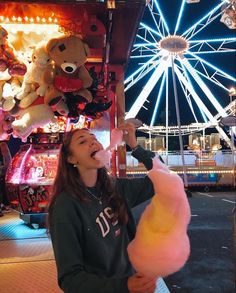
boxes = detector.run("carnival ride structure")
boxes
[125,0,236,149]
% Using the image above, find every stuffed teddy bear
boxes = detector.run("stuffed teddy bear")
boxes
[12,102,56,142]
[0,25,27,77]
[0,74,23,114]
[17,45,53,109]
[44,35,93,118]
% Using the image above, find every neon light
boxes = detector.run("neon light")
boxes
[187,50,236,55]
[188,51,236,82]
[150,73,166,126]
[125,61,166,119]
[181,57,227,118]
[189,37,236,43]
[125,55,158,84]
[175,63,231,145]
[140,22,163,38]
[178,62,207,122]
[182,1,226,39]
[174,0,186,35]
[125,60,159,92]
[153,0,170,35]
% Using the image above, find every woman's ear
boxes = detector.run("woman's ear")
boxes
[67,155,76,165]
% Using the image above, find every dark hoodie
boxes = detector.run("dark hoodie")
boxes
[49,146,155,293]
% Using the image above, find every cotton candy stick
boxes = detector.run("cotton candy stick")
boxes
[94,128,123,168]
[127,156,191,278]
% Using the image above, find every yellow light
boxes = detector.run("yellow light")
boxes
[229,87,236,96]
[2,23,60,35]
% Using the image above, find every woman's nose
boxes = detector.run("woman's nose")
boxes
[89,139,96,146]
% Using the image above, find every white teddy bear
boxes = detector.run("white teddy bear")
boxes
[17,45,52,109]
[12,103,56,142]
[12,45,56,141]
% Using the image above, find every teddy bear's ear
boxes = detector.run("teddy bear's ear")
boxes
[46,38,59,53]
[83,42,90,57]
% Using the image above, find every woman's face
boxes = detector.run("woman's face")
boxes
[68,129,104,170]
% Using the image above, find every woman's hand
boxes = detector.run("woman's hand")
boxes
[118,122,138,150]
[127,273,157,293]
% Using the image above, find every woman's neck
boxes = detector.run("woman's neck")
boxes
[79,168,98,187]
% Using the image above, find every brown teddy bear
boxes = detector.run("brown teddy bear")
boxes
[44,35,93,118]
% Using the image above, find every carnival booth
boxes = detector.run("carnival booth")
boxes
[0,0,146,225]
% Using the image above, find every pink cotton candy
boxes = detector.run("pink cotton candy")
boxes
[127,156,191,278]
[94,149,112,168]
[108,128,123,151]
[94,128,123,167]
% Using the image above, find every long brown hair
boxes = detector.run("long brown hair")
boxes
[48,128,128,225]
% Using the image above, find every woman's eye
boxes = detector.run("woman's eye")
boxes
[79,140,86,144]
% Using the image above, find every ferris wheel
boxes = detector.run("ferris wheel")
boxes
[124,0,236,145]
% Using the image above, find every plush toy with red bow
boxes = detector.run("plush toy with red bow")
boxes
[44,35,93,118]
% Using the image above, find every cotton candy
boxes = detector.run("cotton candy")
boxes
[127,156,191,278]
[94,128,123,167]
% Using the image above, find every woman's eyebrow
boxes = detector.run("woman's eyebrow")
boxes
[76,133,95,140]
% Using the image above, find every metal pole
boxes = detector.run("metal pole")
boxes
[171,56,188,188]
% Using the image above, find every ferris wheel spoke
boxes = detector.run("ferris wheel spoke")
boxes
[188,37,236,54]
[131,35,159,58]
[194,68,231,92]
[150,72,166,126]
[177,74,201,123]
[174,0,186,35]
[182,1,227,40]
[147,3,164,38]
[125,61,166,119]
[140,22,163,39]
[188,52,236,82]
[177,61,209,123]
[180,57,227,118]
[124,55,161,92]
[174,65,231,145]
[153,0,170,36]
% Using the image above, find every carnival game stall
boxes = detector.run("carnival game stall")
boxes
[0,0,146,225]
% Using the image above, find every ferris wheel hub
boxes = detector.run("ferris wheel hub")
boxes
[159,35,189,55]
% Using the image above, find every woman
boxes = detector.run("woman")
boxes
[48,123,157,293]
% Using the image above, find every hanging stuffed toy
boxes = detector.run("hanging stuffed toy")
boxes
[44,35,93,118]
[127,157,191,278]
[0,26,26,113]
[82,66,112,119]
[0,25,27,77]
[17,45,53,108]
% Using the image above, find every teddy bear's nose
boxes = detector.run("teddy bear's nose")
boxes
[61,62,77,74]
[65,66,73,72]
